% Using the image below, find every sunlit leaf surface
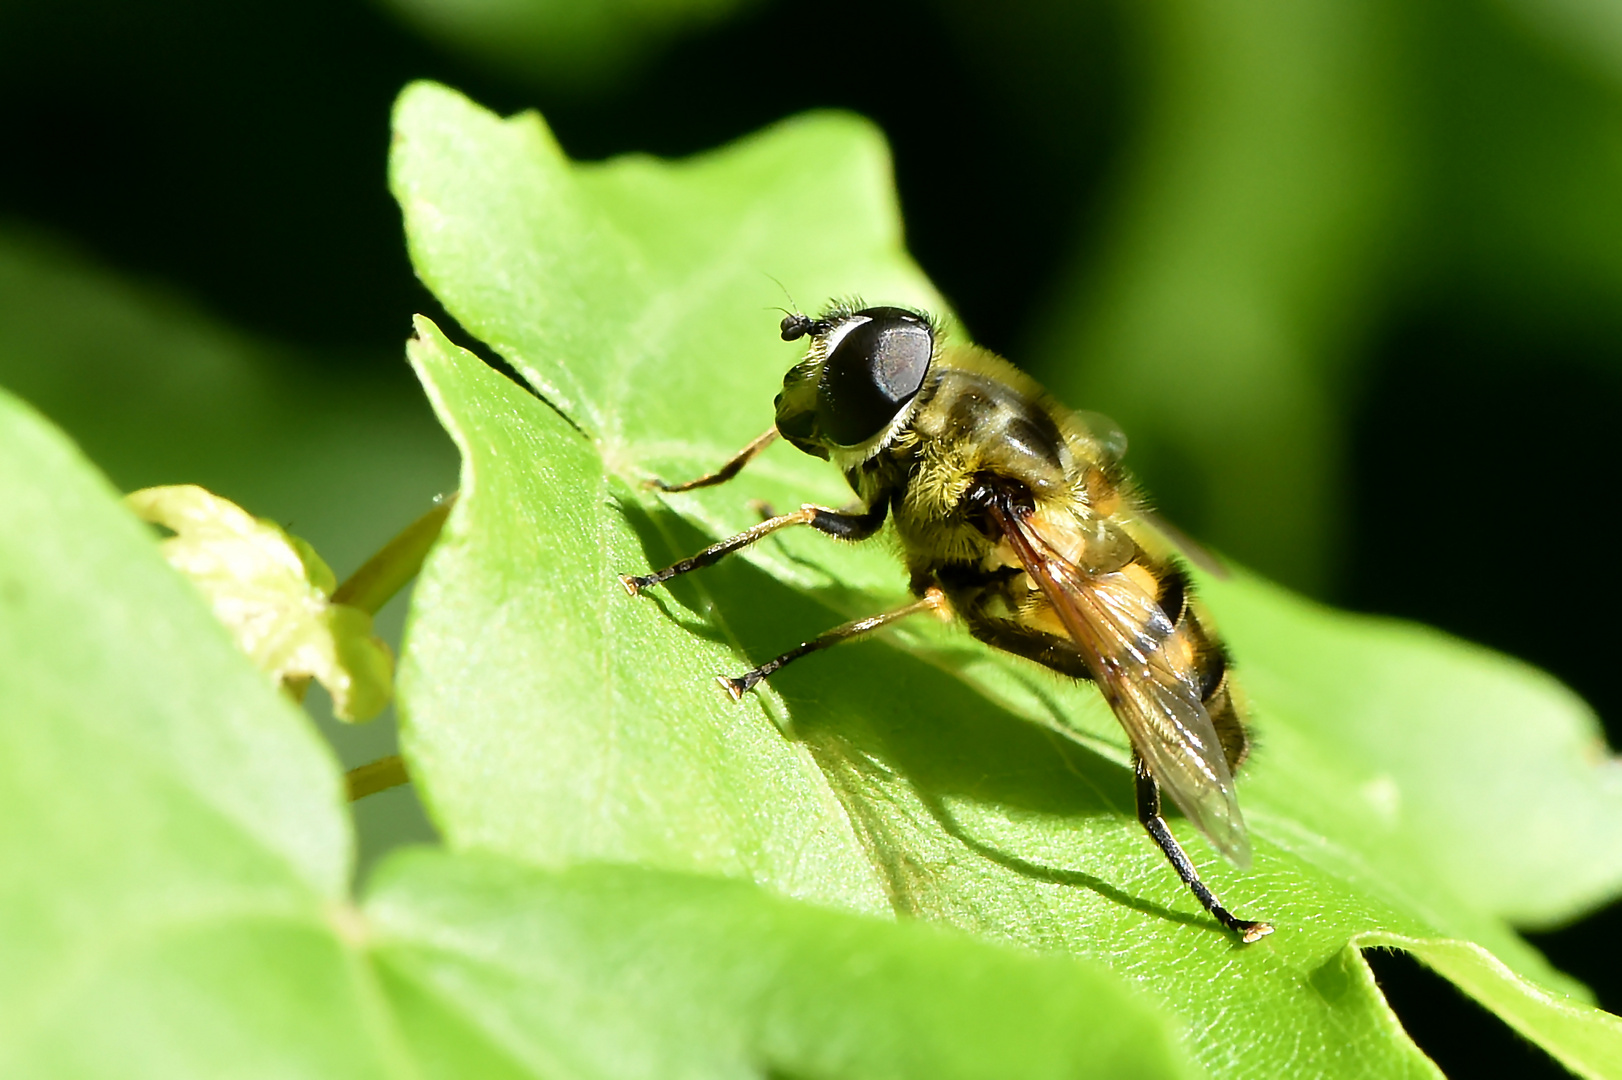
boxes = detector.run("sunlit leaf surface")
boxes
[0,380,1207,1079]
[393,82,1622,1079]
[0,225,457,862]
[126,484,393,721]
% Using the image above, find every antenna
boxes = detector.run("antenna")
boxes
[763,272,802,317]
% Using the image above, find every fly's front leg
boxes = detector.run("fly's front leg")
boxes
[620,500,888,595]
[718,588,950,699]
[647,427,779,493]
[1134,756,1273,943]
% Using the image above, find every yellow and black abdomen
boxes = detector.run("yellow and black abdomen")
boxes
[1146,561,1250,772]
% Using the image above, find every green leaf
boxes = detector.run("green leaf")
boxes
[0,222,457,863]
[125,484,394,722]
[366,852,1200,1080]
[0,374,1208,1078]
[1201,573,1622,928]
[392,82,1622,1078]
[1356,932,1622,1080]
[0,385,384,1076]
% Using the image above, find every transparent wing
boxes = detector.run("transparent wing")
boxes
[1134,507,1230,580]
[991,503,1252,865]
[1073,409,1129,464]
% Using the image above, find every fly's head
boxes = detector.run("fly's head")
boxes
[773,304,936,461]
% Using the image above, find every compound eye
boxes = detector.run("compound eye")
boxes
[817,308,934,445]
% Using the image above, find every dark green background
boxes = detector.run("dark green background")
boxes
[3,0,1619,1074]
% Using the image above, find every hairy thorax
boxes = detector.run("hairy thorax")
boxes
[880,350,1130,580]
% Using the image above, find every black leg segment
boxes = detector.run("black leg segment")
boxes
[805,501,888,541]
[964,615,1092,680]
[1134,756,1273,943]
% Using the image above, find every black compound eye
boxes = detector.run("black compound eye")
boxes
[817,307,934,445]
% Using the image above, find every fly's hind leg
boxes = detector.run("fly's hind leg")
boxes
[718,589,950,699]
[1134,755,1273,943]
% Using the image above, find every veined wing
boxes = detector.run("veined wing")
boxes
[987,500,1252,865]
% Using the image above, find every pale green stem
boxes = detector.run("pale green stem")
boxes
[324,492,458,800]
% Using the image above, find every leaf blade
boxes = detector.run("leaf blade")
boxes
[365,851,1204,1080]
[389,81,1622,1078]
[125,484,395,722]
[0,386,396,1077]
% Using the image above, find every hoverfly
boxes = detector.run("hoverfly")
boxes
[620,302,1272,942]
